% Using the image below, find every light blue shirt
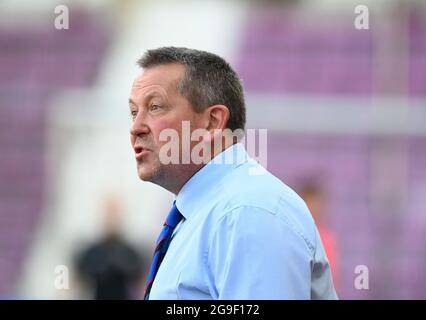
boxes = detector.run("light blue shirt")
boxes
[149,143,337,300]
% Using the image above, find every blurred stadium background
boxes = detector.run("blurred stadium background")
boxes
[0,0,425,299]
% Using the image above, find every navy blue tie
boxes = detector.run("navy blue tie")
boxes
[144,201,183,300]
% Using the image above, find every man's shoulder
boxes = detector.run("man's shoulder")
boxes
[201,165,316,254]
[212,161,313,226]
[219,161,301,210]
[207,162,317,254]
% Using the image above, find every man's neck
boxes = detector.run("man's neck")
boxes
[170,139,236,195]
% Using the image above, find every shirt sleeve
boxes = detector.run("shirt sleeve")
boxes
[206,205,314,299]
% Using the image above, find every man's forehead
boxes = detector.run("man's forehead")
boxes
[132,63,184,90]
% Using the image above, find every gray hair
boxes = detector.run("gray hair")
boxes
[137,47,246,131]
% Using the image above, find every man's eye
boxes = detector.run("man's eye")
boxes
[149,104,161,112]
[130,110,137,119]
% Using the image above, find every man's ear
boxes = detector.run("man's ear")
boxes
[205,104,230,132]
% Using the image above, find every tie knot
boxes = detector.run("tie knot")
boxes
[164,201,183,228]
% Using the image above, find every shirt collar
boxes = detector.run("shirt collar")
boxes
[175,143,249,220]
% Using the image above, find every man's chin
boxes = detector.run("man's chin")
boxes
[137,167,156,182]
[137,172,154,182]
[137,162,165,182]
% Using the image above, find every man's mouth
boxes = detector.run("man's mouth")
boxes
[134,145,151,160]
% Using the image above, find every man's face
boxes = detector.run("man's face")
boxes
[129,63,204,192]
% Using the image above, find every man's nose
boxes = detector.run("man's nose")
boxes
[130,112,150,136]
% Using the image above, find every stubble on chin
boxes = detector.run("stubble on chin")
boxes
[137,158,161,182]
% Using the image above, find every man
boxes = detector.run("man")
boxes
[129,47,337,299]
[75,196,145,300]
[299,179,340,291]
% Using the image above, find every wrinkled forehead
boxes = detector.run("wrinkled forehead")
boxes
[131,63,184,99]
